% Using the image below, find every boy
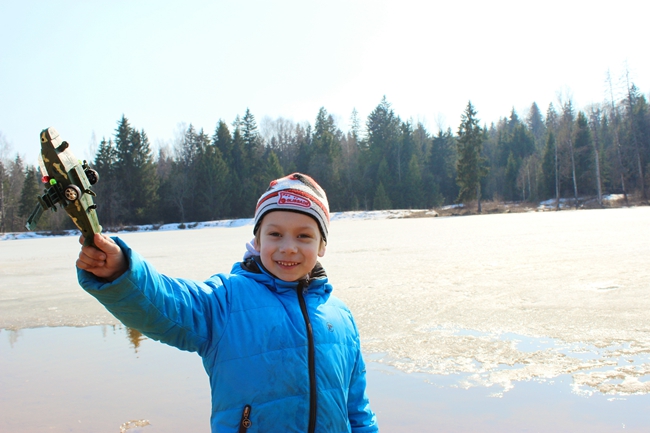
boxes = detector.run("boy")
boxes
[76,173,379,432]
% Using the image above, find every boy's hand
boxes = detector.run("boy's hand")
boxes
[76,233,128,282]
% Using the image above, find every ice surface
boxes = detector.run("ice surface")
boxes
[1,206,649,396]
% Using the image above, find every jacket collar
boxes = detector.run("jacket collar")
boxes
[233,256,331,295]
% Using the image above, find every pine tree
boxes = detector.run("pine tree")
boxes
[170,124,202,222]
[4,156,25,232]
[394,121,417,208]
[526,102,546,148]
[504,152,520,200]
[240,109,267,215]
[366,97,401,206]
[456,102,487,211]
[229,123,248,217]
[93,138,119,227]
[403,153,424,208]
[574,111,595,196]
[195,136,230,221]
[213,120,233,166]
[264,150,284,184]
[425,128,456,206]
[373,181,391,210]
[18,165,41,225]
[559,101,579,207]
[310,107,343,209]
[540,132,557,199]
[497,110,535,200]
[113,116,158,224]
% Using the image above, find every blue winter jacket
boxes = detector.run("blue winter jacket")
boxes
[77,237,378,433]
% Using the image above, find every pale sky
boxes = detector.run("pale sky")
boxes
[1,0,648,166]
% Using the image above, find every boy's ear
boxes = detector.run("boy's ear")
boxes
[318,242,326,258]
[253,237,260,251]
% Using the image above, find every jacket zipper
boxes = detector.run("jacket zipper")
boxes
[239,404,252,432]
[297,277,317,433]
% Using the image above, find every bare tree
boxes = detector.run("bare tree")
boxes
[606,70,629,205]
[625,70,648,200]
[588,105,604,206]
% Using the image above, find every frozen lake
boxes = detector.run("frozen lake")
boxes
[2,207,650,431]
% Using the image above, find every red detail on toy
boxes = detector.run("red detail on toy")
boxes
[42,176,50,184]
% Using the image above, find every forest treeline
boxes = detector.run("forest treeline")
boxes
[1,84,649,233]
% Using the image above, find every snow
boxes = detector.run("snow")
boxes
[0,210,431,242]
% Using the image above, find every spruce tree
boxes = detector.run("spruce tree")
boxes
[112,116,158,224]
[93,138,119,227]
[239,109,267,215]
[373,181,391,210]
[366,97,400,206]
[425,128,456,206]
[4,156,25,232]
[195,137,230,221]
[574,111,595,195]
[456,102,487,211]
[229,124,248,217]
[311,107,343,209]
[541,132,557,199]
[18,166,41,225]
[526,102,546,148]
[403,154,424,208]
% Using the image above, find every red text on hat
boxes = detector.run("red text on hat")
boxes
[278,191,311,208]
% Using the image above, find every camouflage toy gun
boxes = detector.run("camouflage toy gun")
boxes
[25,127,102,247]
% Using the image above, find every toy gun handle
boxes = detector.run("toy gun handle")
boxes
[25,203,44,231]
[82,231,98,248]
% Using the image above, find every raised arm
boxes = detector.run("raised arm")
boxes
[76,235,229,356]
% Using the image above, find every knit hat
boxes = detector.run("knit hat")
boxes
[253,173,330,243]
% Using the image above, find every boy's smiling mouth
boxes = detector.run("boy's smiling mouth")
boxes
[276,260,299,267]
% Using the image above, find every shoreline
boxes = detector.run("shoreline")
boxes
[2,195,647,242]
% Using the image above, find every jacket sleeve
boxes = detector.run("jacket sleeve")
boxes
[77,237,229,356]
[347,321,379,432]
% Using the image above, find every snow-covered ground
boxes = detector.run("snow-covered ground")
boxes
[1,196,632,242]
[0,209,439,241]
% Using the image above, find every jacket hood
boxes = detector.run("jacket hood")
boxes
[231,256,331,295]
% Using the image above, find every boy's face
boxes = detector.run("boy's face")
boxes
[254,211,326,282]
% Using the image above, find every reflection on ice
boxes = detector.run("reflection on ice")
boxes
[367,326,650,397]
[326,208,650,399]
[119,419,151,433]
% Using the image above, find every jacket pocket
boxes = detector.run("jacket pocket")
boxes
[239,404,252,432]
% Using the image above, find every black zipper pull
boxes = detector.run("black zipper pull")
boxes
[239,404,252,432]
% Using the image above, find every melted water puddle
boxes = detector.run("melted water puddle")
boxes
[2,326,650,432]
[0,326,209,433]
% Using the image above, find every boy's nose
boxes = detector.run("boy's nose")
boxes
[279,239,298,253]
